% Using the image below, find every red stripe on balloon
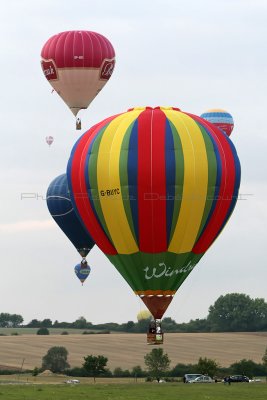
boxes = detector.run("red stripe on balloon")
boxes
[188,114,236,254]
[138,109,167,252]
[70,116,118,255]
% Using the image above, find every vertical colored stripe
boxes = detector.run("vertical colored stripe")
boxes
[127,120,139,243]
[167,120,184,244]
[86,126,113,244]
[165,110,208,253]
[97,110,142,254]
[67,116,118,255]
[138,108,167,252]
[193,122,218,241]
[120,121,138,244]
[165,119,176,244]
[192,119,237,253]
[190,117,223,242]
[212,136,241,240]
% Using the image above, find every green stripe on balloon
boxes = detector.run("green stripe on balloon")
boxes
[194,123,217,242]
[88,125,114,245]
[119,121,138,245]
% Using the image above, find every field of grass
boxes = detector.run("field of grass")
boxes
[0,327,101,335]
[0,382,267,400]
[0,331,266,371]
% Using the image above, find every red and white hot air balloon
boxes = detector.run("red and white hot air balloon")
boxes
[41,30,115,129]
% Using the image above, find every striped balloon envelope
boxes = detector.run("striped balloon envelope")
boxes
[200,109,234,137]
[46,173,94,258]
[41,30,115,117]
[67,106,241,319]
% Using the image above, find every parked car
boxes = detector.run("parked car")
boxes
[228,375,249,383]
[183,374,203,383]
[189,375,215,383]
[65,379,80,384]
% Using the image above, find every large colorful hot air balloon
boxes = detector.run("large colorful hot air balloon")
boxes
[67,106,241,335]
[200,109,234,136]
[46,173,94,259]
[41,30,115,128]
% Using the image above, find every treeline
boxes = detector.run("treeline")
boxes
[1,357,266,380]
[39,346,267,379]
[64,358,267,379]
[2,293,267,332]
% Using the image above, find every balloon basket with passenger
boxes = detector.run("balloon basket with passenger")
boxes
[147,320,163,345]
[76,118,82,130]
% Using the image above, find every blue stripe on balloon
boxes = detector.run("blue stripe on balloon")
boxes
[165,119,175,244]
[128,119,139,244]
[200,112,233,124]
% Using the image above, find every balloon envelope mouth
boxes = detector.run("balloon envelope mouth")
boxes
[139,294,174,320]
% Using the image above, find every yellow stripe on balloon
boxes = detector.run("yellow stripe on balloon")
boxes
[97,109,142,254]
[164,110,208,253]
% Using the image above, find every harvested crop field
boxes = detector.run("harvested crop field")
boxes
[0,332,266,371]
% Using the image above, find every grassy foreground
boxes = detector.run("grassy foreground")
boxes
[0,383,267,400]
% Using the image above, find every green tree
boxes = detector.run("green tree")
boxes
[162,317,179,332]
[40,318,52,327]
[42,346,70,373]
[0,313,23,327]
[131,365,146,378]
[207,293,267,331]
[32,367,39,376]
[180,318,210,332]
[135,318,150,333]
[113,367,130,377]
[262,347,267,377]
[144,348,170,382]
[124,321,135,332]
[170,363,198,377]
[230,359,258,378]
[9,314,23,327]
[196,357,219,378]
[72,316,88,329]
[27,319,41,327]
[37,327,50,335]
[83,355,108,382]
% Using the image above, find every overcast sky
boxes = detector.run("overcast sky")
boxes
[0,0,266,325]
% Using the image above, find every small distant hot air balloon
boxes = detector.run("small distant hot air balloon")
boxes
[46,136,54,146]
[46,174,95,282]
[200,109,234,136]
[74,260,91,285]
[67,106,241,344]
[41,30,115,129]
[137,309,152,321]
